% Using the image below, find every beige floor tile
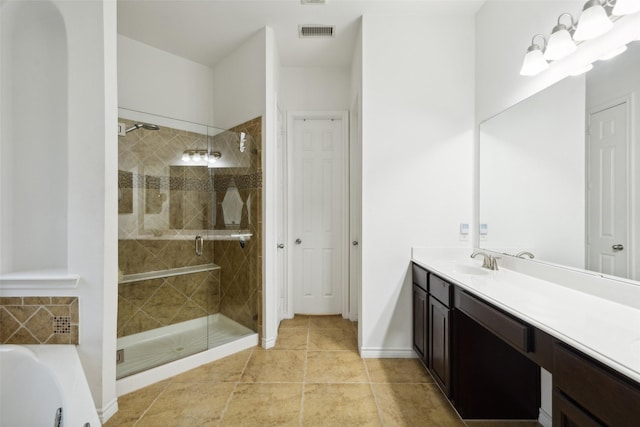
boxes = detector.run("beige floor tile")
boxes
[309,315,355,330]
[366,358,433,383]
[103,380,169,426]
[241,350,306,382]
[136,382,234,427]
[280,315,310,328]
[308,327,358,352]
[302,383,382,426]
[171,349,253,383]
[373,383,465,427]
[273,327,308,350]
[305,351,369,383]
[221,383,303,426]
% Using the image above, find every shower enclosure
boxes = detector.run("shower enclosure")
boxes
[116,108,261,379]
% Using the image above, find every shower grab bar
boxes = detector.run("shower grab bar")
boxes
[195,235,203,256]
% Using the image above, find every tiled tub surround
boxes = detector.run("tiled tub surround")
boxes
[0,297,79,344]
[411,247,640,383]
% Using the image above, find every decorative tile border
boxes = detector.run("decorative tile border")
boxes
[0,297,79,344]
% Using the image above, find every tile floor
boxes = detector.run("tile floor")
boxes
[104,315,541,427]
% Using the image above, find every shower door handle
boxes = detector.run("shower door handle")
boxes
[195,235,204,256]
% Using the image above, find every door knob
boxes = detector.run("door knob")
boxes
[352,241,359,246]
[295,239,302,244]
[277,243,284,249]
[612,244,624,251]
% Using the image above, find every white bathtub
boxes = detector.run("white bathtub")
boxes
[0,345,101,427]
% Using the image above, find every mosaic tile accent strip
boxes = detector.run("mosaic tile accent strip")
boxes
[0,297,79,344]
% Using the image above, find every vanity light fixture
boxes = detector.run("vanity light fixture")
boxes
[570,63,594,76]
[521,0,638,77]
[599,44,628,59]
[544,13,577,61]
[520,34,549,76]
[612,0,640,15]
[181,149,222,164]
[573,0,614,41]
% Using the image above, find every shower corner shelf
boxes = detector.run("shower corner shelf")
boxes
[119,263,220,284]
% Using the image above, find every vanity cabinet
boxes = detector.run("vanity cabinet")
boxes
[553,343,640,427]
[412,263,452,396]
[428,275,452,396]
[412,264,428,363]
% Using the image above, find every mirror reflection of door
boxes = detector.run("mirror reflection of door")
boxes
[587,101,629,278]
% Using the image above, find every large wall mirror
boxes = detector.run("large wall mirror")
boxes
[479,41,640,283]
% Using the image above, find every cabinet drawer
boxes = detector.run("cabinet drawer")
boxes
[429,274,451,307]
[554,344,640,427]
[412,263,428,291]
[455,289,531,353]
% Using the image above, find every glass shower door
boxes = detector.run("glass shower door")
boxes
[116,109,217,379]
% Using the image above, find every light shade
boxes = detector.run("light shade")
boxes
[545,25,577,60]
[570,63,594,76]
[612,0,640,15]
[599,45,628,60]
[573,1,613,41]
[520,45,549,76]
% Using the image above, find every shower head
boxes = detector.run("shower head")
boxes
[125,122,160,133]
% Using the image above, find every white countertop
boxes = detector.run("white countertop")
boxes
[411,248,640,384]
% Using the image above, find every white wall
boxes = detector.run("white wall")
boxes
[280,67,350,111]
[118,35,214,125]
[359,12,475,356]
[212,30,266,129]
[1,0,119,420]
[265,27,281,346]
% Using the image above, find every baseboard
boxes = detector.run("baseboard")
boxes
[262,335,277,349]
[539,408,552,427]
[359,347,418,358]
[98,397,119,424]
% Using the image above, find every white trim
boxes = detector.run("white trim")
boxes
[538,408,552,427]
[0,271,79,290]
[98,398,119,425]
[262,335,277,349]
[359,347,418,358]
[285,110,350,318]
[586,93,634,279]
[115,333,257,396]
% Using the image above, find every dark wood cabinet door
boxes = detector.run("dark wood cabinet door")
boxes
[553,389,604,427]
[412,284,427,362]
[429,295,450,396]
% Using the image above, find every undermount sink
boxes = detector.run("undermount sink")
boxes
[452,264,490,276]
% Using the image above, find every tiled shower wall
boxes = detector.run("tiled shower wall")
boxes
[0,297,79,344]
[118,116,262,339]
[213,117,262,336]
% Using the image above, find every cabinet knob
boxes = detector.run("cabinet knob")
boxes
[277,243,284,249]
[352,241,359,246]
[612,244,624,251]
[295,239,302,245]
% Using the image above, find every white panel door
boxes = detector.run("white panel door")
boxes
[292,118,344,314]
[587,102,628,277]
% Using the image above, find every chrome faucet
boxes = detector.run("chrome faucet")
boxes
[471,250,500,270]
[515,251,534,259]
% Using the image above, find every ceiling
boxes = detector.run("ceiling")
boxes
[117,0,485,69]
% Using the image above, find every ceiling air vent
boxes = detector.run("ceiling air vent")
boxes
[299,25,335,38]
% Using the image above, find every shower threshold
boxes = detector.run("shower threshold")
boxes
[116,313,254,379]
